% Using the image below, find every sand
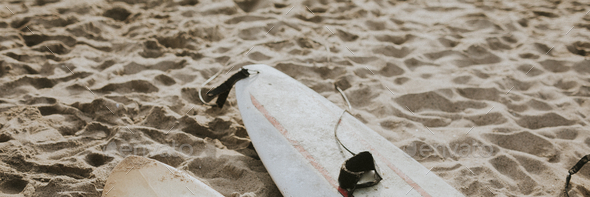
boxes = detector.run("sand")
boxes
[0,0,589,196]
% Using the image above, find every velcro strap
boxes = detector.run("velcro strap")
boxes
[568,155,589,175]
[564,154,590,195]
[338,151,382,195]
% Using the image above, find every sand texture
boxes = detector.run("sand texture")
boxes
[1,0,590,196]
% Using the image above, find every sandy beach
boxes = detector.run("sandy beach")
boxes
[1,0,590,196]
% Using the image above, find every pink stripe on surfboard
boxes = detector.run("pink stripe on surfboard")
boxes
[250,95,341,191]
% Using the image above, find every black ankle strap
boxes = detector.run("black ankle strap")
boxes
[338,151,383,195]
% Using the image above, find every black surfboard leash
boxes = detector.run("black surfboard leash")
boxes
[334,84,383,197]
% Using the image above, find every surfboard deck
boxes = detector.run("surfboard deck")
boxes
[102,156,223,197]
[235,64,465,197]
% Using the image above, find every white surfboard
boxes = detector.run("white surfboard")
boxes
[235,64,465,197]
[101,156,223,197]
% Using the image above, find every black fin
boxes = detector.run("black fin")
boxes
[207,69,250,108]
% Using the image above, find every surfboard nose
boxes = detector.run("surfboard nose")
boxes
[103,156,224,197]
